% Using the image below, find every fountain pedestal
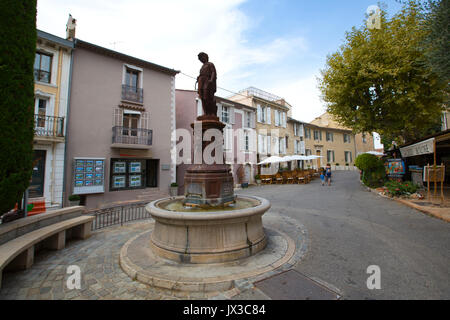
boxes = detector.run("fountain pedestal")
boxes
[184,116,235,207]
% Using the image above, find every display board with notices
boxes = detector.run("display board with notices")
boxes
[73,158,105,195]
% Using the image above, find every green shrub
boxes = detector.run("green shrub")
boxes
[255,174,261,180]
[384,180,418,197]
[355,154,379,171]
[356,154,386,188]
[0,1,37,214]
[170,182,178,187]
[68,195,80,201]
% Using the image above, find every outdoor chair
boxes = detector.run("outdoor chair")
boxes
[275,173,284,184]
[296,171,306,184]
[283,171,294,184]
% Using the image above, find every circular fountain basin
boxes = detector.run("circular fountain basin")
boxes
[146,195,270,264]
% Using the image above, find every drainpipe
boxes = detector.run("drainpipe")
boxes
[62,41,75,208]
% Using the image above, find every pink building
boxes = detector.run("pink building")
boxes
[64,39,179,209]
[175,90,257,194]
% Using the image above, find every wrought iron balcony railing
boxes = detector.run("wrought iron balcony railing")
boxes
[121,85,143,103]
[34,69,51,83]
[112,126,152,146]
[34,114,65,137]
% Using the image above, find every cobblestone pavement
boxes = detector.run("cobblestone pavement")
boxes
[0,221,185,300]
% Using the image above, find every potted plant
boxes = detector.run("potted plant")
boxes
[255,174,261,185]
[237,166,248,188]
[68,194,80,206]
[335,163,340,170]
[170,182,178,196]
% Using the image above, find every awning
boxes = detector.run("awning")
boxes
[400,138,435,158]
[123,109,141,115]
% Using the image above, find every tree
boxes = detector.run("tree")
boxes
[0,1,37,214]
[422,0,450,94]
[318,0,447,145]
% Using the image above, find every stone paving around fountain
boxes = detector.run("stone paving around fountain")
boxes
[0,210,308,300]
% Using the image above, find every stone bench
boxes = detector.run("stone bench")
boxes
[0,214,94,289]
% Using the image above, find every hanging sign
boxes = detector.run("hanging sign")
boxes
[400,138,435,158]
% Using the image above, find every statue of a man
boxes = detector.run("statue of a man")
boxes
[196,52,217,116]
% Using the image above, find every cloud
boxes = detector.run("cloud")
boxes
[37,0,320,118]
[268,74,327,123]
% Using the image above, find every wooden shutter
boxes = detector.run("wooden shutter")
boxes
[113,108,123,127]
[257,104,261,123]
[217,104,222,122]
[230,107,235,124]
[140,112,148,130]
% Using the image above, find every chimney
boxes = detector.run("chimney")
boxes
[66,14,77,40]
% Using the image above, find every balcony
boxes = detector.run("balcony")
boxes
[111,126,152,150]
[121,85,143,104]
[34,114,65,142]
[34,69,51,83]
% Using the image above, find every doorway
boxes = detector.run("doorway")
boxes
[146,159,159,187]
[316,150,322,168]
[29,150,46,198]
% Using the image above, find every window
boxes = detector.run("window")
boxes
[245,111,251,128]
[326,132,334,142]
[36,98,47,127]
[279,137,286,154]
[345,151,353,164]
[257,105,267,123]
[327,150,335,163]
[314,130,322,141]
[122,66,143,103]
[305,149,312,163]
[344,133,351,143]
[245,132,249,151]
[304,127,311,139]
[122,113,139,137]
[362,134,367,143]
[222,106,230,123]
[125,68,139,91]
[110,159,147,191]
[34,52,52,83]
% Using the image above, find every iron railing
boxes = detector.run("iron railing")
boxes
[112,126,152,145]
[121,85,143,103]
[34,69,51,83]
[89,201,151,231]
[34,114,65,137]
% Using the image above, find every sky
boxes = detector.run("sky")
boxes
[36,0,404,130]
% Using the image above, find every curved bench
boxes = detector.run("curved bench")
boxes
[0,215,94,289]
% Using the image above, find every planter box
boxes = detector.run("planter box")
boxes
[169,187,178,197]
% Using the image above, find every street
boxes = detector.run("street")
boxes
[237,170,450,299]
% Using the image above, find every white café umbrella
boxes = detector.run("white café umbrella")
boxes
[364,151,385,156]
[257,156,285,165]
[304,155,323,160]
[288,155,309,161]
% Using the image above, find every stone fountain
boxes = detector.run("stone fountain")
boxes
[119,53,301,297]
[147,52,269,263]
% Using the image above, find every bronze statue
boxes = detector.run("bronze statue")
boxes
[196,52,217,117]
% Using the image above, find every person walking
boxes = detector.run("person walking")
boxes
[325,164,332,186]
[320,168,325,186]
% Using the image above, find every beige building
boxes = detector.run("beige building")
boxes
[228,87,291,174]
[30,30,74,214]
[310,112,375,158]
